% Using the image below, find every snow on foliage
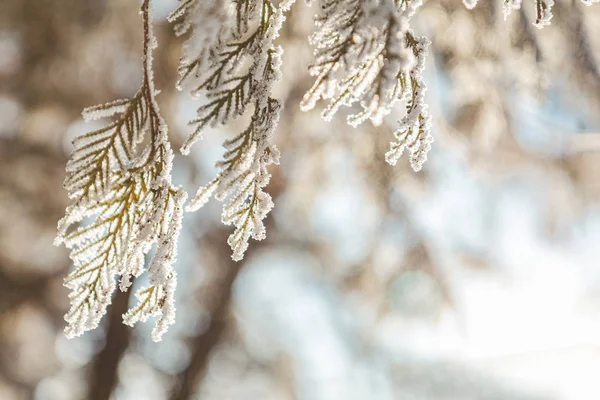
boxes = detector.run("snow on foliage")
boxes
[300,0,433,171]
[56,0,598,340]
[170,0,291,261]
[55,0,186,342]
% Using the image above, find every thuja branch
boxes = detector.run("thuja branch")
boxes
[55,0,186,342]
[171,0,290,261]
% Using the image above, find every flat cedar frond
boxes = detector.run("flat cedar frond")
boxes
[185,71,255,144]
[174,0,290,261]
[64,92,147,203]
[60,172,150,338]
[188,97,281,260]
[56,0,186,342]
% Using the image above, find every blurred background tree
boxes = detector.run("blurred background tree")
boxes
[1,1,600,399]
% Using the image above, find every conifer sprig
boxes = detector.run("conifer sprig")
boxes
[302,0,433,171]
[172,0,290,260]
[55,0,186,342]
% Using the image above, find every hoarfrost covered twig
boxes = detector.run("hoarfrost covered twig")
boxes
[302,0,433,171]
[171,0,292,260]
[55,0,186,342]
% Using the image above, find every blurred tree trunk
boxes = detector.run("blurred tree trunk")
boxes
[169,229,244,400]
[89,289,132,400]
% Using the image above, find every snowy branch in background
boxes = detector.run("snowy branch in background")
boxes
[476,0,600,27]
[55,0,186,342]
[301,0,433,171]
[533,0,554,28]
[502,0,522,19]
[54,0,599,341]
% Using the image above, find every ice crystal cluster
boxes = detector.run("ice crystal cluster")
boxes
[56,0,598,340]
